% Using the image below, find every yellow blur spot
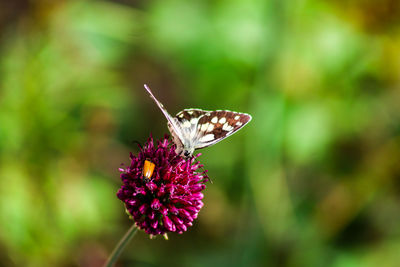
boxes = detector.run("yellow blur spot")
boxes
[142,159,155,180]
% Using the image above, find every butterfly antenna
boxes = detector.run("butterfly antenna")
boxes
[196,159,212,183]
[201,164,213,184]
[131,140,143,150]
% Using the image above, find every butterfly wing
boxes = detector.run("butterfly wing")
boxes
[172,109,210,152]
[192,110,252,149]
[176,109,210,123]
[143,84,185,143]
[175,109,210,138]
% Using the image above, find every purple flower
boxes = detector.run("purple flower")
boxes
[117,135,208,236]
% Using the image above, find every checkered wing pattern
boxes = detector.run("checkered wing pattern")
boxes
[190,110,252,149]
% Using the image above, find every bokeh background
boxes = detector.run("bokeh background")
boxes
[1,0,400,266]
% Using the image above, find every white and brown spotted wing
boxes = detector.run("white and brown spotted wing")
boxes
[191,110,252,149]
[144,84,252,158]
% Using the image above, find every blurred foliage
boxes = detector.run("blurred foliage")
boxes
[1,0,400,266]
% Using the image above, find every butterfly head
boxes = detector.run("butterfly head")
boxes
[174,141,195,159]
[182,147,195,159]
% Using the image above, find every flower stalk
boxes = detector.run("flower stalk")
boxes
[103,224,138,267]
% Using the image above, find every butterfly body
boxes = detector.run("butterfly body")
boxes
[144,84,252,158]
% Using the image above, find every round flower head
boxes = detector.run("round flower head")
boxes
[117,135,208,236]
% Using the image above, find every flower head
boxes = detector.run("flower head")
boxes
[117,135,208,236]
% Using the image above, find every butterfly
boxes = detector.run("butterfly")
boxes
[144,84,252,158]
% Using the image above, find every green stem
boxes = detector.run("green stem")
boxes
[103,224,138,267]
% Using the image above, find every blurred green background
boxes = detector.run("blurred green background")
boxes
[1,0,400,266]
